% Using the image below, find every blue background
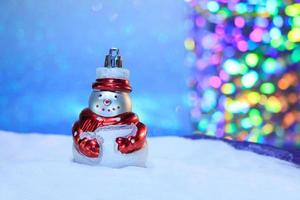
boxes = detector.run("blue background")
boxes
[0,0,191,135]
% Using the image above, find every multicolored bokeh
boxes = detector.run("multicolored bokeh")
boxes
[186,0,300,148]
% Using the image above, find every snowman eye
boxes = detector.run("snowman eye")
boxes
[114,95,118,98]
[98,94,102,97]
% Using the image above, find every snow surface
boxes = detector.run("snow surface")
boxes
[0,131,300,200]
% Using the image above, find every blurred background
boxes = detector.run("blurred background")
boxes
[0,0,299,149]
[0,0,191,136]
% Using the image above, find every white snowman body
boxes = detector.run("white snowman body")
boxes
[73,125,148,168]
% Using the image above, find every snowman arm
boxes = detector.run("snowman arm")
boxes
[116,122,147,154]
[77,137,100,158]
[72,121,100,158]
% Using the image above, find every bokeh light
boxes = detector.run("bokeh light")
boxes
[186,0,300,148]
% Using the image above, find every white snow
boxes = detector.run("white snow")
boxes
[0,130,300,200]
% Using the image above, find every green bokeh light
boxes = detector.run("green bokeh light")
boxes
[262,58,281,74]
[241,71,258,88]
[207,1,220,13]
[198,118,209,132]
[249,108,263,126]
[225,123,237,134]
[236,3,247,14]
[260,82,276,94]
[222,83,236,95]
[223,59,243,75]
[291,48,300,63]
[245,53,259,67]
[241,117,252,129]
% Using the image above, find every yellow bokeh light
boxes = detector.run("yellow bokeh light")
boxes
[184,38,195,51]
[285,4,300,16]
[262,124,274,135]
[247,91,261,105]
[265,96,282,113]
[225,112,233,121]
[288,28,300,42]
[258,95,268,105]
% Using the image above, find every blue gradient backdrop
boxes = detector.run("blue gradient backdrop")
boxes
[0,0,191,135]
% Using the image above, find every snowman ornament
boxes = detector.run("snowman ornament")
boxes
[72,48,147,167]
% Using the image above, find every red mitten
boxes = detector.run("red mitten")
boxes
[78,138,100,158]
[116,122,147,154]
[116,136,136,154]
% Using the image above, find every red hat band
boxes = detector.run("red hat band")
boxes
[92,78,132,93]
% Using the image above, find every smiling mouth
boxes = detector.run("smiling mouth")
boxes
[100,106,121,112]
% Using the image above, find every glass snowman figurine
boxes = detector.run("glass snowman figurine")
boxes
[72,48,147,167]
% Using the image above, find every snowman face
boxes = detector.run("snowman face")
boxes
[89,90,132,117]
